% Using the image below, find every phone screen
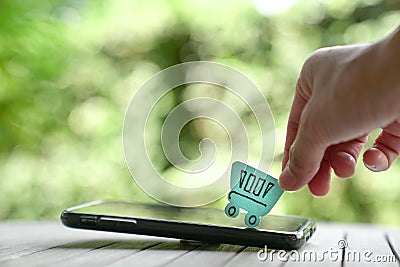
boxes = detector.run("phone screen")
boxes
[68,201,310,233]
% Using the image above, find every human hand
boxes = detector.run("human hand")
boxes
[278,29,400,196]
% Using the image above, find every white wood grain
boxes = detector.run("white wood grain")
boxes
[284,223,346,267]
[383,228,400,264]
[0,221,176,267]
[0,221,399,267]
[342,224,397,267]
[224,246,284,267]
[164,244,245,267]
[107,242,199,266]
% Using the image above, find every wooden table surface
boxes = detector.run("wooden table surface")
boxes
[0,221,399,266]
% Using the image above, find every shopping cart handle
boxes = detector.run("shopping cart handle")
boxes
[228,190,267,207]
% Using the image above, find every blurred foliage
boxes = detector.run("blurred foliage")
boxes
[0,0,399,224]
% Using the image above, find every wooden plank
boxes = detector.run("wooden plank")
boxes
[1,240,117,267]
[0,221,175,267]
[0,221,101,262]
[284,223,346,267]
[107,241,200,266]
[384,228,400,264]
[224,223,345,267]
[164,244,245,267]
[224,246,283,267]
[1,221,399,267]
[342,224,397,267]
[50,241,160,267]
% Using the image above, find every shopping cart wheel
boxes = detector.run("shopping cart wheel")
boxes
[225,203,239,218]
[245,213,260,227]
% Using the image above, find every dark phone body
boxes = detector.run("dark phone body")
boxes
[61,200,316,250]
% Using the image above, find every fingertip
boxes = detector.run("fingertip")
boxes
[307,159,331,197]
[363,147,389,172]
[331,151,356,178]
[308,183,330,197]
[278,166,298,191]
[309,187,328,198]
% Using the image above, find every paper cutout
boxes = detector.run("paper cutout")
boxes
[224,161,284,227]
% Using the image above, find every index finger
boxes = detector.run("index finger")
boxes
[282,80,310,170]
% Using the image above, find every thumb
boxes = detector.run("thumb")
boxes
[279,104,329,191]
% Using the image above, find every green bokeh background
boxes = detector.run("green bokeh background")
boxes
[1,0,399,224]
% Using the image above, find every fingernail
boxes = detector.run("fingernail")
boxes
[364,148,388,172]
[364,162,378,171]
[279,165,297,190]
[310,191,323,198]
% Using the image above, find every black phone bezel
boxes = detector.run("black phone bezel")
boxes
[60,200,316,250]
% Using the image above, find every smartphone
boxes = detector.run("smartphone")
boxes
[61,200,316,250]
